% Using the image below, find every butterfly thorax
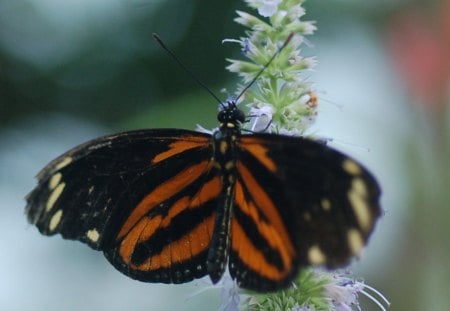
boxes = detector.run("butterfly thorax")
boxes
[211,100,244,178]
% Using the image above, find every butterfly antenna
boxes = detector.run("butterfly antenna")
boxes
[152,33,224,107]
[235,33,295,101]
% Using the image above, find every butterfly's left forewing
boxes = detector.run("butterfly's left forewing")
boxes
[230,134,381,291]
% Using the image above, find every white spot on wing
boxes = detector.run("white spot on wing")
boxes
[321,198,331,211]
[308,245,326,265]
[46,182,65,212]
[343,159,362,175]
[352,178,367,195]
[49,209,63,231]
[348,178,371,231]
[54,157,73,170]
[347,229,364,255]
[48,173,62,190]
[86,229,100,242]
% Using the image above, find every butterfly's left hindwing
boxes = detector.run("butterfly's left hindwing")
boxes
[229,134,381,291]
[104,162,222,284]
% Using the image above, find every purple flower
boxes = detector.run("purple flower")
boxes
[217,274,241,311]
[257,0,282,17]
[325,273,390,311]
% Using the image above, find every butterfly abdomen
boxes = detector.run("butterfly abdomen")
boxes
[206,126,240,283]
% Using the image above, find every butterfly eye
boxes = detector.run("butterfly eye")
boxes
[217,110,226,122]
[236,109,246,123]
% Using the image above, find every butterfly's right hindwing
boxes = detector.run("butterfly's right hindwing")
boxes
[229,134,381,291]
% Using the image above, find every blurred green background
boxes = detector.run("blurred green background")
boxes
[1,0,449,310]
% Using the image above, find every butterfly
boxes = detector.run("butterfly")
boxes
[25,97,381,292]
[26,32,381,292]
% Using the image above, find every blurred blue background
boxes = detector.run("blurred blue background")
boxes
[1,0,449,310]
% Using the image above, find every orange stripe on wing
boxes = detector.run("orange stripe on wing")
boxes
[234,181,294,274]
[117,160,211,240]
[237,162,295,259]
[170,233,191,265]
[190,176,221,208]
[188,176,220,260]
[119,175,220,271]
[160,176,221,228]
[231,219,293,281]
[119,215,162,264]
[240,137,277,173]
[132,214,216,271]
[161,196,190,228]
[189,213,214,260]
[152,138,209,164]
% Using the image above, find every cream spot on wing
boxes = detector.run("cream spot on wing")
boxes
[347,228,364,255]
[342,159,362,176]
[86,229,100,243]
[352,178,367,196]
[46,182,65,212]
[55,157,73,170]
[308,245,326,265]
[49,209,63,231]
[348,178,371,231]
[321,198,331,211]
[48,173,62,190]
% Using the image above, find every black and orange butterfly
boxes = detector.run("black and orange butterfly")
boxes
[25,36,381,293]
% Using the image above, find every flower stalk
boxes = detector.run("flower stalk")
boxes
[226,0,317,135]
[220,1,390,310]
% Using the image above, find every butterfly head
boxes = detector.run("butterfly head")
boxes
[218,100,246,130]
